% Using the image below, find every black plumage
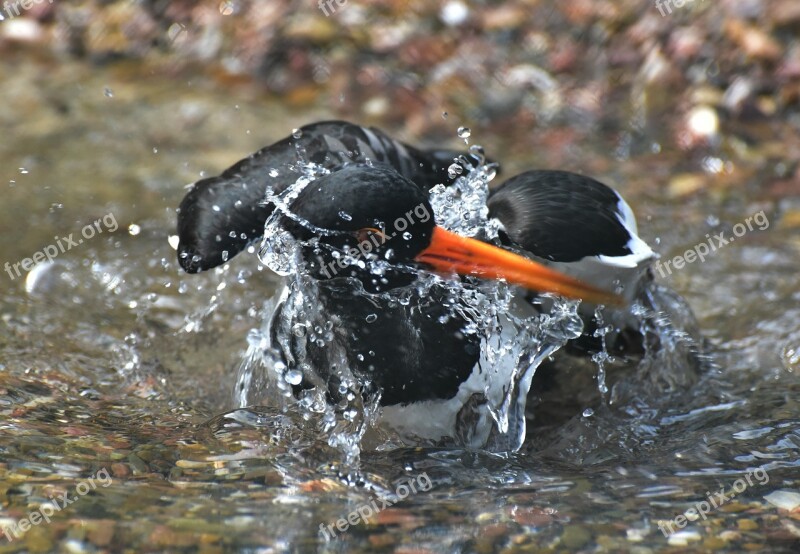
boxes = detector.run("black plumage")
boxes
[177,120,464,273]
[488,170,633,262]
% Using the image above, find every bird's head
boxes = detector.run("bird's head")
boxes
[273,164,623,305]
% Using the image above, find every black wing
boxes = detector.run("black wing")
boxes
[177,121,465,273]
[487,170,633,263]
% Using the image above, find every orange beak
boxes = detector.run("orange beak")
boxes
[415,227,624,306]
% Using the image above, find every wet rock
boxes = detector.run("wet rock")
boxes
[764,490,800,511]
[724,20,782,61]
[561,524,592,549]
[738,518,759,531]
[667,529,702,546]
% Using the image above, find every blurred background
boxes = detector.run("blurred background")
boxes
[1,1,799,552]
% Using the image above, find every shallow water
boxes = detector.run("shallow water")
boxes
[2,55,800,553]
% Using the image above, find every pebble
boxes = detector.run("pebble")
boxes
[667,529,702,546]
[703,536,727,549]
[737,518,759,531]
[764,490,800,511]
[127,453,149,474]
[561,524,592,549]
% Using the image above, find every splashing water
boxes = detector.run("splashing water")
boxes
[234,141,708,466]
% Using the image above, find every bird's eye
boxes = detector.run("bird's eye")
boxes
[354,227,388,246]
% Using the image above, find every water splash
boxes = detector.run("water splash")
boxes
[233,156,593,461]
[235,150,711,464]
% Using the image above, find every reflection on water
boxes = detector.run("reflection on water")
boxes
[1,58,799,552]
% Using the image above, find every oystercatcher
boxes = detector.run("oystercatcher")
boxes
[175,122,664,449]
[488,170,657,356]
[177,121,464,273]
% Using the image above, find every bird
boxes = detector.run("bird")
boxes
[175,121,683,450]
[176,120,466,273]
[487,170,657,356]
[247,163,621,449]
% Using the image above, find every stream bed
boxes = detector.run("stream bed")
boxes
[2,30,800,554]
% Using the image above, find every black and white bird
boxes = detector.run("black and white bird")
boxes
[488,170,657,357]
[177,121,463,273]
[176,121,665,450]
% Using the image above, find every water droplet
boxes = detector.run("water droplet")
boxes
[292,128,303,139]
[104,87,114,98]
[269,168,279,177]
[457,126,471,139]
[292,324,307,337]
[284,369,303,385]
[338,211,352,221]
[442,111,449,119]
[582,408,594,417]
[365,314,377,323]
[128,224,141,236]
[468,144,485,164]
[447,163,463,179]
[212,205,221,212]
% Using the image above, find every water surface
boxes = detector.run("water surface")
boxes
[1,55,799,553]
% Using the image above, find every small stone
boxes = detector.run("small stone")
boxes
[720,501,750,513]
[368,534,395,548]
[668,173,708,197]
[765,490,800,511]
[667,529,702,546]
[175,459,208,469]
[127,454,149,474]
[111,463,130,478]
[561,525,592,549]
[719,530,741,541]
[725,20,782,60]
[737,519,759,531]
[703,536,727,550]
[24,527,54,553]
[86,520,116,546]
